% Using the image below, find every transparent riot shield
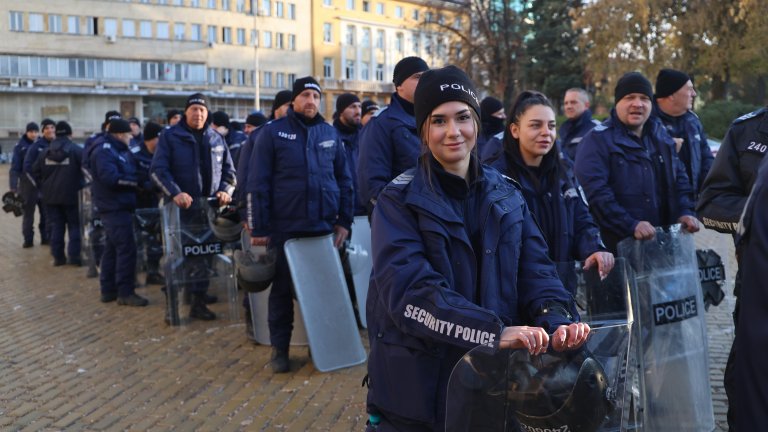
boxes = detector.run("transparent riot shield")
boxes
[447,260,635,432]
[161,199,238,326]
[78,186,105,278]
[284,234,367,372]
[617,225,715,432]
[134,207,163,284]
[347,215,373,328]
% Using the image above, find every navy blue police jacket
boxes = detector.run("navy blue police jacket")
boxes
[356,93,421,213]
[131,142,161,209]
[652,101,713,199]
[246,109,353,236]
[558,109,601,161]
[479,131,504,163]
[90,134,138,214]
[31,136,84,206]
[9,134,35,191]
[82,131,107,184]
[333,118,367,216]
[486,144,604,295]
[697,107,768,234]
[22,137,52,189]
[235,127,263,222]
[366,158,578,427]
[150,121,236,201]
[225,128,248,169]
[574,110,695,252]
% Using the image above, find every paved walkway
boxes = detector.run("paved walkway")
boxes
[0,168,735,431]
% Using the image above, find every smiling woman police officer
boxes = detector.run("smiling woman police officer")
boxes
[364,66,590,431]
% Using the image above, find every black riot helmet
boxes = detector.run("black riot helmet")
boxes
[234,230,276,292]
[508,349,612,432]
[207,202,242,242]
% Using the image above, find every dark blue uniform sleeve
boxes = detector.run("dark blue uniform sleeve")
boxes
[357,120,394,209]
[92,147,137,190]
[9,141,24,191]
[575,133,639,239]
[218,142,237,197]
[22,142,42,186]
[572,188,606,260]
[30,151,44,189]
[696,126,746,233]
[247,128,275,236]
[370,190,505,350]
[672,150,696,218]
[334,136,354,230]
[150,132,182,198]
[697,127,714,193]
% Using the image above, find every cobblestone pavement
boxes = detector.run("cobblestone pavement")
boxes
[0,168,735,431]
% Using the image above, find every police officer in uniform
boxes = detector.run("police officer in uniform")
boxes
[574,72,701,253]
[653,69,713,200]
[357,56,429,215]
[31,121,83,266]
[697,106,768,431]
[477,96,506,154]
[365,66,589,431]
[133,121,165,286]
[360,100,380,127]
[333,93,365,217]
[559,88,601,161]
[10,122,41,248]
[91,119,148,306]
[246,77,353,372]
[151,93,237,321]
[211,111,248,168]
[23,119,56,246]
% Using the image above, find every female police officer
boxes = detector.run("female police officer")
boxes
[484,91,613,294]
[365,66,590,431]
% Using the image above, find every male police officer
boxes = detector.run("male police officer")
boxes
[269,90,293,121]
[696,106,768,431]
[560,88,601,161]
[31,121,83,266]
[360,100,379,126]
[22,118,56,246]
[246,77,353,372]
[133,121,165,285]
[478,96,506,154]
[653,69,713,200]
[166,109,182,127]
[574,72,701,253]
[211,111,248,168]
[357,56,429,215]
[151,93,237,321]
[10,122,41,248]
[91,119,148,306]
[333,93,366,217]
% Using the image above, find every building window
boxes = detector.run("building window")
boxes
[251,29,258,46]
[263,31,272,48]
[362,1,369,12]
[345,60,355,80]
[222,0,230,10]
[347,0,354,10]
[191,24,201,41]
[222,26,232,44]
[412,9,419,21]
[208,68,217,83]
[288,3,296,19]
[425,12,433,23]
[157,22,169,39]
[323,58,333,78]
[361,62,369,80]
[140,20,152,38]
[208,0,217,8]
[345,25,355,46]
[238,69,246,85]
[158,0,168,4]
[191,0,201,6]
[29,13,44,32]
[276,32,284,49]
[288,34,296,50]
[174,23,185,40]
[288,73,296,86]
[323,0,331,6]
[9,12,24,32]
[49,15,62,33]
[207,25,216,43]
[104,18,118,37]
[122,19,136,37]
[323,23,332,43]
[172,0,183,5]
[261,0,271,15]
[86,17,98,35]
[237,0,246,11]
[453,17,462,30]
[237,28,246,45]
[375,63,384,81]
[222,68,232,84]
[67,16,80,34]
[276,1,284,17]
[276,72,285,88]
[361,28,370,46]
[375,29,384,49]
[394,6,403,18]
[376,2,384,14]
[263,71,272,87]
[412,32,420,53]
[395,33,403,53]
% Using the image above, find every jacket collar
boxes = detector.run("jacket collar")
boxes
[385,92,417,128]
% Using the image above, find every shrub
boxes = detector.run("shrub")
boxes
[697,100,761,140]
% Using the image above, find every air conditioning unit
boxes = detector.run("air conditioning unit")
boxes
[25,80,33,88]
[9,77,20,87]
[106,34,117,43]
[131,83,139,91]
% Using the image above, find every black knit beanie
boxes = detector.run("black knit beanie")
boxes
[393,56,429,87]
[143,122,163,141]
[186,93,208,110]
[480,97,504,123]
[614,72,653,104]
[336,93,361,114]
[292,77,322,100]
[55,121,72,137]
[655,69,690,99]
[414,65,480,137]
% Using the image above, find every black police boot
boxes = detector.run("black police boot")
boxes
[117,293,149,307]
[189,294,216,321]
[22,240,33,248]
[270,347,290,373]
[53,257,66,266]
[68,257,82,267]
[145,272,165,285]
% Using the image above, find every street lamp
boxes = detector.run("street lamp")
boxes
[253,5,261,111]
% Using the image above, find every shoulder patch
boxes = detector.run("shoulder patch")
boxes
[500,174,522,190]
[734,108,767,124]
[130,146,140,153]
[102,143,111,149]
[593,123,608,132]
[373,106,389,118]
[493,131,504,140]
[391,172,414,185]
[592,119,602,126]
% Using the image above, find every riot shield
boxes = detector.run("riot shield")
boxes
[134,207,163,284]
[161,199,238,326]
[617,225,715,432]
[78,186,105,278]
[347,215,373,328]
[284,234,367,372]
